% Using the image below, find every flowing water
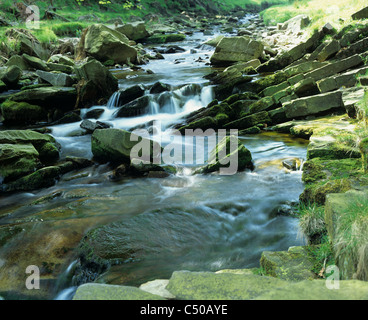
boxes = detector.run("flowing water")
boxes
[0,16,309,300]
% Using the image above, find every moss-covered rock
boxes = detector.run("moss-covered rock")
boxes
[73,283,164,300]
[0,100,47,125]
[77,24,137,64]
[255,279,368,300]
[166,271,289,300]
[4,166,61,192]
[91,128,160,164]
[260,246,316,281]
[0,143,40,184]
[145,33,186,44]
[210,36,264,66]
[225,111,271,130]
[196,135,253,174]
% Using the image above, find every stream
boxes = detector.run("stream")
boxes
[0,15,309,300]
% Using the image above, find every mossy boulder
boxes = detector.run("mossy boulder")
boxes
[0,144,40,184]
[166,271,289,300]
[9,87,77,110]
[210,36,264,66]
[255,279,368,300]
[0,100,47,125]
[260,246,316,281]
[197,135,253,174]
[225,111,271,130]
[77,24,137,64]
[73,283,164,300]
[116,22,150,41]
[74,59,118,103]
[145,34,186,44]
[1,65,22,88]
[91,128,160,164]
[4,166,61,192]
[0,130,60,186]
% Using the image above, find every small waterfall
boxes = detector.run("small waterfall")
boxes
[106,91,121,109]
[94,84,215,121]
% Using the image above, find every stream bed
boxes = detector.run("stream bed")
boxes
[0,16,309,300]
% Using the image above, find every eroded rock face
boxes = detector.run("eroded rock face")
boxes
[210,36,264,66]
[77,24,138,65]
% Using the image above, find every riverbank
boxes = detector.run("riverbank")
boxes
[1,1,368,300]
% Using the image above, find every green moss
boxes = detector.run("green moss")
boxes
[145,33,186,44]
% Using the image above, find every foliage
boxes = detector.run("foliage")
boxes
[296,202,326,244]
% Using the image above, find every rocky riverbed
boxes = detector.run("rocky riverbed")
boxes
[1,4,368,300]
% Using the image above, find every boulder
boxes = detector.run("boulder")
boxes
[114,96,151,118]
[317,40,341,62]
[77,24,137,65]
[197,135,253,174]
[73,283,164,300]
[5,29,49,60]
[0,130,59,163]
[283,91,344,119]
[145,34,186,44]
[22,54,49,71]
[255,279,368,300]
[36,70,74,87]
[1,66,22,87]
[80,119,111,133]
[352,6,368,20]
[225,111,271,130]
[5,55,29,71]
[210,36,264,66]
[260,246,316,281]
[91,128,161,163]
[0,144,40,184]
[75,59,118,99]
[4,166,61,192]
[9,87,77,110]
[281,15,311,33]
[115,85,145,107]
[48,54,75,67]
[166,271,289,300]
[116,22,150,41]
[139,280,175,299]
[0,100,47,125]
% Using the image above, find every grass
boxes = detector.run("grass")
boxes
[334,196,368,280]
[260,0,368,35]
[306,235,335,278]
[296,202,326,244]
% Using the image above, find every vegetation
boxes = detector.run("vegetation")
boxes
[334,196,368,280]
[261,0,368,33]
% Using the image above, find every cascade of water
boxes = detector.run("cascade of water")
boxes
[106,91,121,109]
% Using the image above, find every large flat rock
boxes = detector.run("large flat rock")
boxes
[73,283,164,300]
[166,271,289,300]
